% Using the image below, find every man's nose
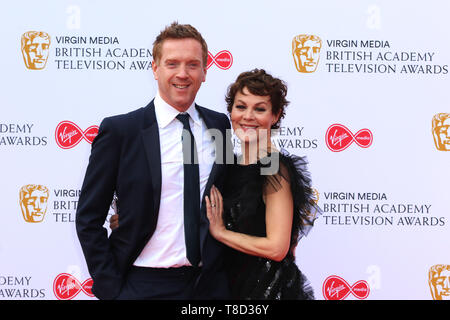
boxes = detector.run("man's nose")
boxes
[176,66,189,78]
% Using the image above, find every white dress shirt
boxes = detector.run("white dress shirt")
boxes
[133,92,215,268]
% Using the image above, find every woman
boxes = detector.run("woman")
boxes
[110,69,320,300]
[205,69,320,299]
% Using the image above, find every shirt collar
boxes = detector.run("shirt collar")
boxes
[154,91,201,128]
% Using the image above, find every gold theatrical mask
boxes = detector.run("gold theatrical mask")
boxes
[292,35,322,73]
[19,184,49,223]
[301,188,320,230]
[432,113,450,151]
[311,188,319,205]
[429,264,450,300]
[21,31,51,70]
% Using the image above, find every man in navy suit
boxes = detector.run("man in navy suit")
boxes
[76,22,231,300]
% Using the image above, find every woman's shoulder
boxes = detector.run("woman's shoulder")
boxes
[278,149,309,171]
[259,149,310,187]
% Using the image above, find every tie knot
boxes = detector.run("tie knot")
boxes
[176,113,191,128]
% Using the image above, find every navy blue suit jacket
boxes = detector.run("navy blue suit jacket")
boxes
[76,100,232,300]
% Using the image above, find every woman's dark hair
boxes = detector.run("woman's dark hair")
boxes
[225,69,289,129]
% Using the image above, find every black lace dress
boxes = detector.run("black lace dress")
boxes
[222,151,321,300]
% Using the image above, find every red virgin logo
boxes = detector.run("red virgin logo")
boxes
[322,275,370,300]
[55,120,98,149]
[207,50,233,70]
[325,124,373,152]
[53,273,94,300]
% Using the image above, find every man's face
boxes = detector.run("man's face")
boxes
[21,189,48,222]
[152,38,207,112]
[434,118,450,151]
[293,39,321,73]
[23,36,50,70]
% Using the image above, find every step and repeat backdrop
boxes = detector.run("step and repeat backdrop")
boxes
[1,0,449,300]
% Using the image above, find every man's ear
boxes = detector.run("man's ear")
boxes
[202,65,207,82]
[152,60,158,80]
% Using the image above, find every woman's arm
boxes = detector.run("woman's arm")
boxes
[206,182,293,262]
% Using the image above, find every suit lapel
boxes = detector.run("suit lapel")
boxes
[141,101,162,217]
[141,102,229,258]
[195,105,230,255]
[195,105,223,199]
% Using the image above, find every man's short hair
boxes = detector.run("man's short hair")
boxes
[152,22,208,67]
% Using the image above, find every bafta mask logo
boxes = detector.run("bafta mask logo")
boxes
[292,34,322,73]
[21,31,51,70]
[19,184,49,223]
[429,264,450,300]
[311,188,319,204]
[432,113,450,151]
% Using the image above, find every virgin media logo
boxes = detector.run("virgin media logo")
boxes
[207,50,233,70]
[325,124,373,152]
[55,120,98,149]
[53,273,94,300]
[322,275,370,300]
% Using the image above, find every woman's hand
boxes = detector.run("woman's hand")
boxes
[205,185,226,240]
[203,174,293,262]
[109,214,119,230]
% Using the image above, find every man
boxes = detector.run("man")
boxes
[76,22,231,300]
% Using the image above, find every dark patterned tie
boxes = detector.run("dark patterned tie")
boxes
[176,113,201,266]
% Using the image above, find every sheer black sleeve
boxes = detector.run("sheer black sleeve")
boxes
[261,150,322,245]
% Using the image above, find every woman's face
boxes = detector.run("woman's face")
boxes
[230,87,279,144]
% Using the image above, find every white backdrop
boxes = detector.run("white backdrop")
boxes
[1,0,449,300]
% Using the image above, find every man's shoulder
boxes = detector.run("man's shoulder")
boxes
[105,106,147,124]
[196,104,230,127]
[99,101,153,134]
[196,105,227,118]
